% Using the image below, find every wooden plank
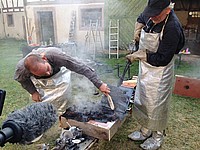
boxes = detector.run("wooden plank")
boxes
[104,0,147,50]
[59,116,126,141]
[173,75,200,98]
[121,79,137,88]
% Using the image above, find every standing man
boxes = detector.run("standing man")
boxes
[126,0,185,149]
[14,47,110,114]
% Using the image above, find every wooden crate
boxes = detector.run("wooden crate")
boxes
[173,75,200,98]
[59,116,126,141]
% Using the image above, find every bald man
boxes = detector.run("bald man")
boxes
[14,47,110,113]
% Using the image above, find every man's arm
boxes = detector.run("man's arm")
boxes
[14,59,37,94]
[46,50,103,88]
[18,79,37,94]
[45,50,110,95]
[14,63,42,101]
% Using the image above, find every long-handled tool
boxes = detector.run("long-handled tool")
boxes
[117,61,131,87]
[117,41,139,87]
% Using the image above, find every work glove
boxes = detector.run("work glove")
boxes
[133,22,145,42]
[126,49,147,62]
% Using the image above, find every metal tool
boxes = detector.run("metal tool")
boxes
[117,41,139,87]
[117,60,131,87]
[53,126,83,150]
[107,94,115,110]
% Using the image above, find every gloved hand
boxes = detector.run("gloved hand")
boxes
[133,22,145,42]
[126,49,147,62]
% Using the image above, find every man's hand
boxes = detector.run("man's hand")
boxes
[134,22,145,42]
[32,91,42,102]
[99,83,110,96]
[126,49,147,63]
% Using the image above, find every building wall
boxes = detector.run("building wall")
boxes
[175,11,188,27]
[0,0,25,39]
[104,0,146,50]
[0,13,5,38]
[25,3,104,50]
[2,12,25,39]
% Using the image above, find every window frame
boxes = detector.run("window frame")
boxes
[7,14,14,27]
[79,5,104,31]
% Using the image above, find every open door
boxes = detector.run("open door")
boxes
[38,11,55,45]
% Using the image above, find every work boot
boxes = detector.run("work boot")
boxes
[140,131,164,150]
[128,127,152,141]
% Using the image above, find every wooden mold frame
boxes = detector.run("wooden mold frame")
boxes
[59,116,126,141]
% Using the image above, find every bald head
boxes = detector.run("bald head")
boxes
[24,54,45,72]
[24,54,52,77]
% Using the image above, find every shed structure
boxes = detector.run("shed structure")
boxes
[174,0,200,55]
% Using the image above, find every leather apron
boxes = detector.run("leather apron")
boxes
[31,67,71,114]
[133,17,174,131]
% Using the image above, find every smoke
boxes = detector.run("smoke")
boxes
[67,57,117,113]
[176,55,200,79]
[183,60,200,79]
[69,70,102,112]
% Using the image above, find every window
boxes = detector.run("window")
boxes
[7,14,14,27]
[80,8,103,30]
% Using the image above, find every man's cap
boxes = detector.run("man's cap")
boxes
[143,0,170,17]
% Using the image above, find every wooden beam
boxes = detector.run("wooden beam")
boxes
[1,0,4,8]
[12,0,14,8]
[173,75,200,99]
[5,0,8,9]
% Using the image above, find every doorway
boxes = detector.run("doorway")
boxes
[37,11,55,45]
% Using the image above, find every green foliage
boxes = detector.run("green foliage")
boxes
[0,39,29,117]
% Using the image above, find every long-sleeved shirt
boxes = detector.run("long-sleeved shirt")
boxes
[137,10,185,67]
[14,47,102,94]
